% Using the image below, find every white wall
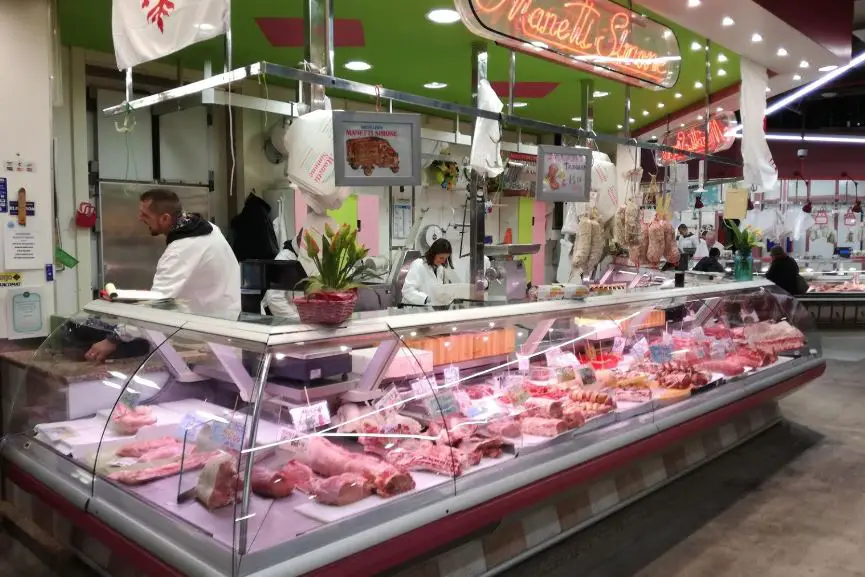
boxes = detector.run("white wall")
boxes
[0,0,55,337]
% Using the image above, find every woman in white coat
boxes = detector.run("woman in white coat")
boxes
[262,228,317,319]
[402,239,457,306]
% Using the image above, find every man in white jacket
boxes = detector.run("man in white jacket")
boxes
[85,189,240,362]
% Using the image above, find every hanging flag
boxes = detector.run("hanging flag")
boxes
[112,0,228,70]
[740,58,778,191]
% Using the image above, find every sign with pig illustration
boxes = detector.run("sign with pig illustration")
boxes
[535,145,592,203]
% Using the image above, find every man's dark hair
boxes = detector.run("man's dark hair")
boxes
[770,245,786,258]
[140,189,182,217]
[678,224,688,231]
[709,247,721,258]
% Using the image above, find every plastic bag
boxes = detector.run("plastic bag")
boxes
[562,202,580,234]
[591,151,617,224]
[783,210,815,241]
[469,80,504,177]
[556,237,573,283]
[272,198,288,247]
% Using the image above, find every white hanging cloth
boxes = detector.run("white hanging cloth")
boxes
[740,58,778,191]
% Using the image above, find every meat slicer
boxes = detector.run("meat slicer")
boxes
[484,244,541,301]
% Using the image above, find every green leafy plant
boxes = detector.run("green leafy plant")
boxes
[724,220,763,253]
[302,223,378,295]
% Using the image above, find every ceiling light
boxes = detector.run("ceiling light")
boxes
[717,69,727,77]
[680,123,686,127]
[819,65,838,72]
[777,47,788,57]
[697,115,704,120]
[642,110,650,116]
[658,102,665,108]
[687,0,701,6]
[571,117,582,122]
[426,9,461,24]
[717,53,728,63]
[674,92,682,98]
[694,81,703,89]
[799,60,810,68]
[617,124,623,129]
[751,33,763,43]
[722,16,735,26]
[793,74,802,81]
[510,102,528,108]
[630,118,636,123]
[344,61,372,71]
[423,82,447,89]
[690,41,702,51]
[716,106,723,112]
[593,90,609,98]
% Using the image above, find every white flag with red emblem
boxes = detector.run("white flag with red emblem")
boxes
[112,0,228,70]
[740,58,778,191]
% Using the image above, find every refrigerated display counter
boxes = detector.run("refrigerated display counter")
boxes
[0,280,824,577]
[798,273,865,327]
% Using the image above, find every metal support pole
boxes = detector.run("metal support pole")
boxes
[223,0,233,73]
[624,85,631,137]
[303,0,334,112]
[470,42,488,299]
[578,79,594,145]
[704,40,712,160]
[124,68,132,103]
[508,50,516,117]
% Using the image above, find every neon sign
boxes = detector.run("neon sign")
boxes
[454,0,681,89]
[656,112,737,165]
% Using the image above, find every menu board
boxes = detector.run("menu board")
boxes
[332,111,422,187]
[535,145,592,203]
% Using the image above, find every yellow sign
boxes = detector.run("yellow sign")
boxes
[0,272,22,287]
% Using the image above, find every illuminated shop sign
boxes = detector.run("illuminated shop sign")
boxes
[656,111,737,165]
[454,0,681,89]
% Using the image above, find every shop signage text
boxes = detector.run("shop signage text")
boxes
[657,112,737,165]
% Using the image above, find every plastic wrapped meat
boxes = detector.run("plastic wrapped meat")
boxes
[195,453,241,510]
[110,405,157,435]
[251,466,295,499]
[572,216,593,273]
[586,218,605,272]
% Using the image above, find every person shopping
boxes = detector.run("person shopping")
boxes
[766,246,808,295]
[693,247,726,273]
[402,239,457,306]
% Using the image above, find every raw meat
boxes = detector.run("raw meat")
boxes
[250,466,294,499]
[385,444,462,476]
[137,444,189,463]
[576,402,616,418]
[115,437,179,458]
[569,390,615,407]
[465,384,496,399]
[195,453,241,510]
[523,398,564,419]
[652,361,711,390]
[743,321,806,354]
[662,221,679,265]
[520,417,567,437]
[107,450,220,485]
[586,217,605,272]
[613,388,652,404]
[109,405,157,435]
[695,358,746,376]
[461,436,504,459]
[523,382,569,400]
[703,324,731,339]
[646,219,665,266]
[481,419,521,438]
[282,460,372,506]
[336,403,380,434]
[427,417,477,446]
[561,402,586,429]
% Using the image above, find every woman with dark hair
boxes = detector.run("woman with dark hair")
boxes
[402,239,456,305]
[766,246,808,295]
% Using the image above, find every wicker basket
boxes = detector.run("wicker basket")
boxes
[293,291,358,325]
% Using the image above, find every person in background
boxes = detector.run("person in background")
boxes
[676,224,698,257]
[766,246,808,295]
[692,231,710,262]
[262,228,315,319]
[693,247,726,273]
[86,189,241,362]
[402,238,457,306]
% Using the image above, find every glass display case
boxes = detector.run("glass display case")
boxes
[1,280,823,577]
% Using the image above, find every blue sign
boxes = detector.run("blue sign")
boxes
[45,264,53,282]
[8,201,34,216]
[0,178,7,213]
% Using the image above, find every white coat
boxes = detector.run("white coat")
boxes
[152,225,241,316]
[402,258,450,306]
[261,246,313,320]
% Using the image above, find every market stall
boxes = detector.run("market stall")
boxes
[0,280,823,577]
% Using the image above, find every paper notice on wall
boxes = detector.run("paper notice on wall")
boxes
[724,188,749,220]
[4,225,44,270]
[6,287,43,339]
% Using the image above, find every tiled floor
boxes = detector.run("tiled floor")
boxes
[0,334,861,577]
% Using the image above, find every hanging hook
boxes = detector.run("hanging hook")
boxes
[374,85,382,112]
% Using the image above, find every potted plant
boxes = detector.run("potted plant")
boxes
[724,220,763,281]
[293,223,376,325]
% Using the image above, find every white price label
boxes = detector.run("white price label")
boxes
[411,377,436,397]
[289,401,331,433]
[544,347,563,366]
[517,354,530,372]
[631,338,649,359]
[443,365,460,386]
[611,337,626,355]
[374,386,403,416]
[277,427,309,453]
[691,326,706,342]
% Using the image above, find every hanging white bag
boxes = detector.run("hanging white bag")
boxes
[469,80,505,177]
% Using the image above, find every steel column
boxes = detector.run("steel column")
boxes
[470,42,488,298]
[579,79,594,145]
[302,0,334,112]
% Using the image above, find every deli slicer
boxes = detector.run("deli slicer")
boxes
[484,244,541,301]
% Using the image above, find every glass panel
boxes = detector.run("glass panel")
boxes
[5,310,182,489]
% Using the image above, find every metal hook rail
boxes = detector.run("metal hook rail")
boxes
[102,60,742,168]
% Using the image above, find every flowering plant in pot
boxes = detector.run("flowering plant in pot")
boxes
[293,223,376,325]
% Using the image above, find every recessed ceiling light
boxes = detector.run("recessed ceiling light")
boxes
[793,74,802,81]
[687,0,701,6]
[777,47,788,57]
[423,82,448,89]
[530,41,548,49]
[426,9,461,24]
[697,115,704,120]
[716,106,723,112]
[674,92,683,99]
[643,110,650,116]
[630,118,636,123]
[819,65,838,72]
[344,61,372,71]
[571,117,582,122]
[799,60,810,68]
[510,102,528,108]
[722,16,735,26]
[717,53,728,63]
[751,33,763,43]
[690,41,702,51]
[680,123,686,127]
[717,69,727,77]
[593,90,609,98]
[617,124,623,129]
[694,81,703,89]
[658,102,665,108]
[663,30,673,39]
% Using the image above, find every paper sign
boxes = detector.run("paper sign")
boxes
[544,347,563,366]
[517,354,530,372]
[503,375,529,406]
[443,365,460,386]
[4,226,43,270]
[576,366,596,386]
[612,337,626,355]
[277,427,309,453]
[411,377,436,398]
[536,145,592,203]
[290,401,331,433]
[332,111,422,187]
[631,338,649,359]
[649,344,673,363]
[374,385,403,417]
[210,420,245,451]
[467,397,504,420]
[108,457,139,468]
[454,391,473,415]
[7,288,42,338]
[428,390,460,416]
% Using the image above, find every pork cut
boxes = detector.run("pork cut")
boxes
[107,450,220,485]
[250,466,294,499]
[561,402,587,429]
[115,436,179,458]
[385,444,462,476]
[195,453,241,510]
[281,460,373,506]
[137,443,189,463]
[523,398,564,419]
[481,418,520,438]
[109,405,157,435]
[520,417,567,437]
[695,358,746,376]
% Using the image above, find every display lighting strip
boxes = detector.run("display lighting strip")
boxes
[735,133,865,144]
[726,51,865,137]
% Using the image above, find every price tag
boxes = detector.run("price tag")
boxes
[517,354,530,372]
[289,401,331,433]
[544,347,563,366]
[503,375,529,406]
[210,420,245,451]
[454,391,473,415]
[661,332,673,346]
[710,340,726,360]
[576,365,596,386]
[443,365,460,386]
[649,344,673,363]
[691,326,706,342]
[176,413,207,442]
[118,388,141,409]
[612,337,626,355]
[277,427,309,453]
[411,377,436,397]
[374,385,403,417]
[631,338,649,359]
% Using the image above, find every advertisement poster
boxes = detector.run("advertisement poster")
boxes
[332,111,422,187]
[536,145,592,203]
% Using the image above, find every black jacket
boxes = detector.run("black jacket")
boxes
[766,255,804,295]
[230,194,279,262]
[693,256,725,273]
